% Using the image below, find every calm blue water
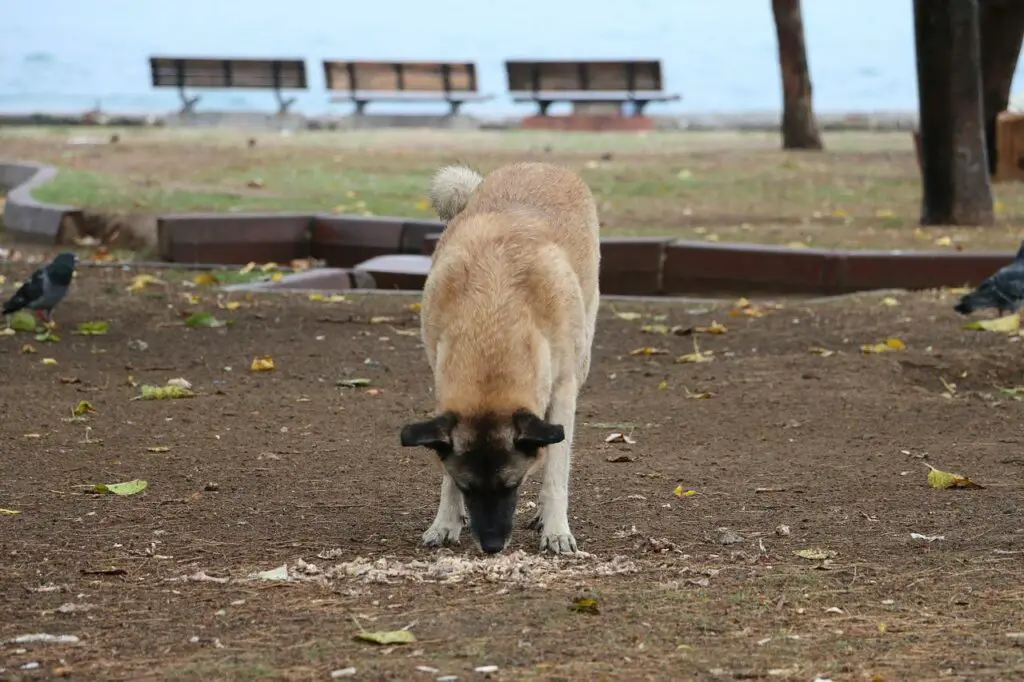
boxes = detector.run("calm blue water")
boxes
[2,0,1022,118]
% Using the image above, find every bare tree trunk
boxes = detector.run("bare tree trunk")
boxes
[979,0,1024,174]
[914,0,994,225]
[772,0,823,150]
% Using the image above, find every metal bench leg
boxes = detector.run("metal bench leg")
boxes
[354,100,369,116]
[448,100,463,117]
[274,90,297,116]
[634,100,650,117]
[178,87,200,115]
[537,100,552,116]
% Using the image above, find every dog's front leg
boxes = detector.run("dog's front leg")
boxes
[423,471,467,547]
[534,383,579,555]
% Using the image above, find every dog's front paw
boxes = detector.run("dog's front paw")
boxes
[422,522,462,547]
[539,527,578,555]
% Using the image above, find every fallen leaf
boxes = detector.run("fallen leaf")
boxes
[369,316,396,324]
[568,597,601,614]
[91,479,148,496]
[127,274,164,292]
[630,346,669,356]
[876,208,896,218]
[74,321,109,336]
[695,321,728,334]
[0,508,20,515]
[72,400,96,416]
[23,433,41,439]
[963,314,1020,333]
[910,532,945,542]
[683,387,713,400]
[640,324,670,335]
[657,379,669,390]
[308,293,347,303]
[613,311,643,321]
[860,338,906,354]
[60,376,81,384]
[0,328,15,336]
[21,343,37,354]
[939,376,957,397]
[270,273,284,283]
[794,548,837,560]
[809,347,836,357]
[605,432,636,445]
[250,355,276,372]
[181,292,201,305]
[218,300,242,311]
[337,378,371,388]
[10,310,38,333]
[35,330,59,343]
[193,272,219,286]
[185,312,227,328]
[405,302,422,312]
[239,262,257,275]
[934,236,953,247]
[353,629,417,645]
[925,463,984,489]
[136,384,195,400]
[41,357,58,365]
[673,485,697,498]
[147,446,171,453]
[880,296,900,307]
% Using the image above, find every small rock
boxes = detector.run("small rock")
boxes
[475,665,499,674]
[774,524,791,537]
[330,667,357,678]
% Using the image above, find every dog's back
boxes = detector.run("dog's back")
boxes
[423,162,600,414]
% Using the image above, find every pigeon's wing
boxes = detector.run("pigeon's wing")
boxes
[1,268,46,314]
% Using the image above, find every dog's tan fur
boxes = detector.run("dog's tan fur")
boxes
[414,161,600,553]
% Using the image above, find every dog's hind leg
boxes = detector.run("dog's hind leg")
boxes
[534,381,580,555]
[423,472,467,547]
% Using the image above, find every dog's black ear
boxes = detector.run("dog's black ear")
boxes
[512,410,565,450]
[400,413,455,450]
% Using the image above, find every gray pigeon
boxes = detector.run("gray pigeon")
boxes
[2,251,78,325]
[954,241,1024,317]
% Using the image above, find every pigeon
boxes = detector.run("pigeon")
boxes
[2,251,79,325]
[954,241,1024,317]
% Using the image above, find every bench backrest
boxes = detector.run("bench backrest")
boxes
[323,61,479,94]
[505,60,665,93]
[149,57,308,90]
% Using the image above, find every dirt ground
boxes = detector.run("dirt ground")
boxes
[5,127,1024,252]
[0,261,1022,681]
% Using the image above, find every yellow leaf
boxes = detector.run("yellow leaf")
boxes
[405,302,422,312]
[963,314,1020,333]
[926,463,984,489]
[613,311,643,321]
[733,297,751,309]
[695,321,727,335]
[308,293,346,303]
[250,355,276,372]
[630,346,669,356]
[934,236,953,247]
[354,629,417,645]
[239,262,257,275]
[809,347,836,357]
[657,379,669,390]
[136,384,195,400]
[860,338,906,354]
[0,508,20,515]
[673,485,697,498]
[676,351,713,364]
[259,262,279,273]
[0,275,5,285]
[370,316,396,324]
[270,273,284,283]
[785,241,809,249]
[72,400,96,416]
[684,387,713,400]
[23,433,41,439]
[127,274,164,292]
[41,358,58,365]
[193,272,219,286]
[995,200,1007,215]
[181,292,201,305]
[880,296,900,307]
[21,343,37,354]
[641,324,669,335]
[831,208,849,218]
[794,548,837,560]
[416,199,431,211]
[568,596,601,614]
[219,300,242,311]
[875,208,896,218]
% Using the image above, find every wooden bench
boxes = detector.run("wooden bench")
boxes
[149,57,308,115]
[323,60,492,115]
[505,59,681,117]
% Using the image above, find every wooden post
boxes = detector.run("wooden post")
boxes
[914,0,994,225]
[771,0,823,150]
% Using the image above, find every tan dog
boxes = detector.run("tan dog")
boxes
[400,161,600,555]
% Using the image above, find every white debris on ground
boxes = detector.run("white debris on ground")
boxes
[4,634,80,645]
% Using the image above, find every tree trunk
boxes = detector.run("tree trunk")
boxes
[771,0,823,150]
[979,0,1024,174]
[914,0,994,225]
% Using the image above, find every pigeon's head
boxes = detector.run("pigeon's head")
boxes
[51,252,79,276]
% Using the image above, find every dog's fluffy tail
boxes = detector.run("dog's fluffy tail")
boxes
[429,165,483,222]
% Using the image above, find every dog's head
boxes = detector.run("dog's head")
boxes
[400,409,565,554]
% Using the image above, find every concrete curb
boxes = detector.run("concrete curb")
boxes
[0,161,81,242]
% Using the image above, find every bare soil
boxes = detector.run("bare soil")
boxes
[1,263,1023,681]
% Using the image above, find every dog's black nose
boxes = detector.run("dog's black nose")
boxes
[479,536,505,554]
